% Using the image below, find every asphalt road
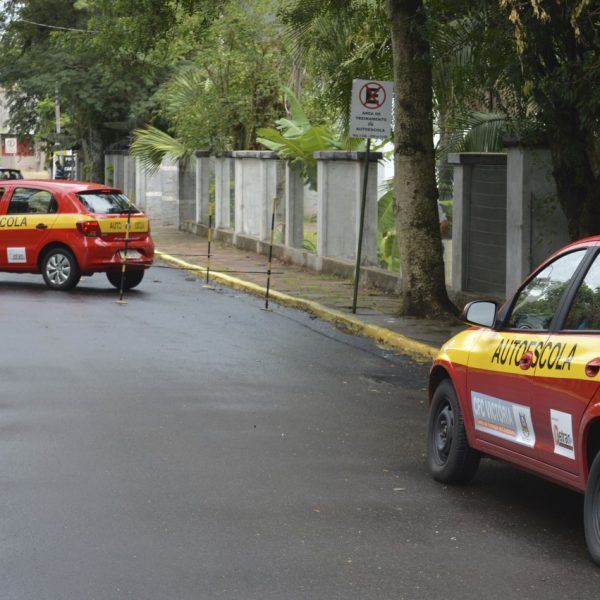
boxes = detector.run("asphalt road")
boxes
[1,263,600,600]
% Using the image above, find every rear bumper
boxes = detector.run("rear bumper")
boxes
[75,235,154,272]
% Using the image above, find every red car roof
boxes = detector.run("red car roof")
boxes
[2,179,121,194]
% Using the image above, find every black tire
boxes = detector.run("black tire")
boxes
[41,247,81,290]
[584,452,600,565]
[427,379,480,484]
[106,269,145,290]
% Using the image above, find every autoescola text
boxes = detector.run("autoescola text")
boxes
[491,338,577,371]
[0,216,27,228]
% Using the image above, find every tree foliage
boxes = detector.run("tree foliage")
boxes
[151,0,290,152]
[500,0,600,239]
[0,0,215,181]
[281,0,392,129]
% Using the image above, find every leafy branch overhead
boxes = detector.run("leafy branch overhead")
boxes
[129,125,191,173]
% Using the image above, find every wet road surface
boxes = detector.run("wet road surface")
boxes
[0,264,599,599]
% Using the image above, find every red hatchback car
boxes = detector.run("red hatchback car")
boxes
[428,236,600,565]
[0,180,154,290]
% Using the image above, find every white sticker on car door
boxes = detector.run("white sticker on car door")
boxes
[471,391,536,447]
[7,247,26,263]
[551,409,575,460]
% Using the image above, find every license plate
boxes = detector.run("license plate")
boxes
[119,249,142,260]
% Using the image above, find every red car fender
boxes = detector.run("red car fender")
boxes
[429,327,485,402]
[429,327,486,447]
[580,392,600,481]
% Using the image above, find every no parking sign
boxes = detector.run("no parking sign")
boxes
[349,79,393,314]
[350,79,393,139]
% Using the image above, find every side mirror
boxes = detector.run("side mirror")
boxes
[461,301,498,328]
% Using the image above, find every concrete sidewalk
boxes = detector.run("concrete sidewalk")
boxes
[152,227,465,361]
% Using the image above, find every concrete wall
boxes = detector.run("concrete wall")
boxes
[505,144,570,296]
[105,152,135,196]
[215,154,233,229]
[450,148,569,299]
[315,151,381,265]
[134,159,179,226]
[194,151,211,225]
[179,158,196,223]
[233,151,279,241]
[285,163,304,249]
[106,147,570,299]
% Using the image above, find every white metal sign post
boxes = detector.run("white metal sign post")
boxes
[349,79,393,314]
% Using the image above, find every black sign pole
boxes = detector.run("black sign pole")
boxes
[352,137,371,314]
[203,206,214,289]
[263,195,277,311]
[116,192,133,305]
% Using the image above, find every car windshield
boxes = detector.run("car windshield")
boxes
[76,192,139,214]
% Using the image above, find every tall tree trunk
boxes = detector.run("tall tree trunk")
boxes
[387,0,455,318]
[81,125,105,183]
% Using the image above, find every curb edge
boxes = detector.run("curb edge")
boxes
[155,250,439,362]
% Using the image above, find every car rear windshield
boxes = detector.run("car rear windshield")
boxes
[76,192,140,215]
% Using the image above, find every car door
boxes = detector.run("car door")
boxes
[531,247,600,475]
[0,186,60,268]
[465,248,589,464]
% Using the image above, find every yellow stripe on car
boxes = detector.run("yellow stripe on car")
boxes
[0,214,148,232]
[440,328,595,381]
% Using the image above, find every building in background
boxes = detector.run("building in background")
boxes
[0,90,45,174]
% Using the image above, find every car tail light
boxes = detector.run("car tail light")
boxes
[77,220,102,237]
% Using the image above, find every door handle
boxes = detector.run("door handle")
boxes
[519,351,534,370]
[36,223,48,230]
[585,358,600,378]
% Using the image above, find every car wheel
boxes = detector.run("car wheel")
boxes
[427,379,480,484]
[106,269,145,290]
[584,452,600,565]
[42,248,81,290]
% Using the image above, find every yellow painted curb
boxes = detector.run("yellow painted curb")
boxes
[155,250,439,362]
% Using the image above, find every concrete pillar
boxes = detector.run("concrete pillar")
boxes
[233,151,279,241]
[178,158,197,223]
[195,150,211,225]
[134,158,147,213]
[448,152,507,297]
[285,162,304,248]
[133,158,179,226]
[215,153,233,229]
[105,152,129,190]
[314,151,381,264]
[116,155,125,190]
[123,155,136,199]
[505,143,569,294]
[448,155,471,293]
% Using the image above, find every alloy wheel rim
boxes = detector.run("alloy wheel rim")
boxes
[47,254,70,285]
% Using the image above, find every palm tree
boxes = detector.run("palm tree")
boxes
[130,125,191,173]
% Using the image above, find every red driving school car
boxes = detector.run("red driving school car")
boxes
[428,236,600,565]
[0,180,154,290]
